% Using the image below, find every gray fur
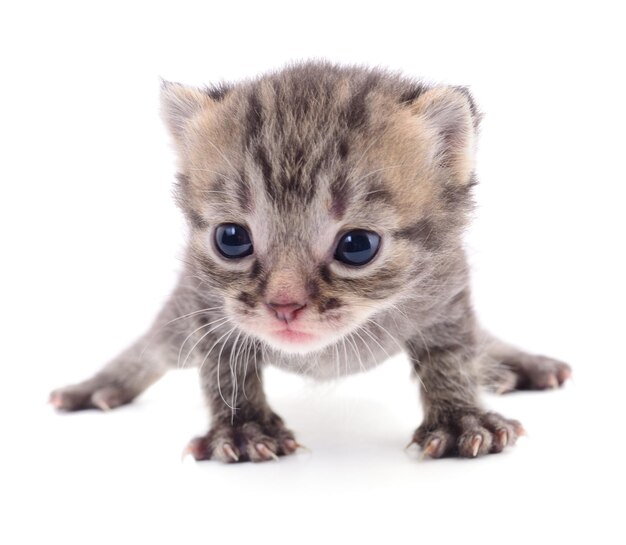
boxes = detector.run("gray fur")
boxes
[51,62,571,461]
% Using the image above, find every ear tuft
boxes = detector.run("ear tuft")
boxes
[160,80,214,143]
[411,87,479,184]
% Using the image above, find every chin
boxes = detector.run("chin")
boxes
[253,328,342,356]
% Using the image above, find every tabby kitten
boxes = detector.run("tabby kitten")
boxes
[50,62,571,462]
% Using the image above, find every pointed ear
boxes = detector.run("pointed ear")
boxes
[411,87,479,185]
[160,80,214,144]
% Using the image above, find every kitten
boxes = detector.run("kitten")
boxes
[50,62,571,462]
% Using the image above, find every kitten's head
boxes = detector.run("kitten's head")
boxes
[161,63,478,355]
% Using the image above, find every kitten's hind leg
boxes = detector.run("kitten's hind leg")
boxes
[479,334,572,394]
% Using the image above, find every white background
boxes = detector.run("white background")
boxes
[1,1,625,543]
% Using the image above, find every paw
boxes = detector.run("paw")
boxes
[412,411,524,459]
[50,378,135,412]
[184,413,299,463]
[498,355,572,393]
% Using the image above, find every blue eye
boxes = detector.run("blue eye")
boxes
[335,230,381,266]
[215,224,253,258]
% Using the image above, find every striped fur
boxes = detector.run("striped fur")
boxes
[51,62,571,462]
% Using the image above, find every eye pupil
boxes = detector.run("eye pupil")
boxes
[215,224,253,258]
[335,230,380,266]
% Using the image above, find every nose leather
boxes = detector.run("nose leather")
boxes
[267,302,306,323]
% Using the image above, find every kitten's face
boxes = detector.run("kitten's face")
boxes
[162,65,477,354]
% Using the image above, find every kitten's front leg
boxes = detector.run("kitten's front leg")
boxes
[186,339,298,463]
[50,279,198,411]
[406,334,524,458]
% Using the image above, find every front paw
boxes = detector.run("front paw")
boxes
[185,413,299,463]
[412,411,524,459]
[50,379,135,412]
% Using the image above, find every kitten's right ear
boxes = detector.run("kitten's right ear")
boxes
[160,80,214,144]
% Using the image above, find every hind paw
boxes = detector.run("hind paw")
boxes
[496,354,572,393]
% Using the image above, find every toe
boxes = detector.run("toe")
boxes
[422,437,444,459]
[282,438,299,454]
[49,386,91,411]
[90,385,131,411]
[49,390,67,409]
[482,412,522,449]
[221,443,240,463]
[491,428,509,453]
[185,436,212,461]
[458,429,491,457]
[416,429,455,459]
[556,363,572,384]
[254,442,279,461]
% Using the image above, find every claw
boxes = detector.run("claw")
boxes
[181,444,194,462]
[256,443,279,461]
[283,438,299,453]
[420,437,442,460]
[471,435,482,457]
[294,442,312,454]
[495,377,516,395]
[545,375,559,389]
[222,443,239,462]
[495,429,508,449]
[281,439,309,455]
[405,439,418,451]
[92,398,111,411]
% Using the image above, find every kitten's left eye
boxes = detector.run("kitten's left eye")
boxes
[215,223,253,258]
[334,230,381,266]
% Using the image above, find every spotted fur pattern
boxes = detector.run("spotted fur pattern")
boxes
[51,62,571,462]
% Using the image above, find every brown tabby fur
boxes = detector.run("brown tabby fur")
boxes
[51,62,571,462]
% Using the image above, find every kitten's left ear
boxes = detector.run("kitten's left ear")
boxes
[160,80,215,145]
[411,87,479,185]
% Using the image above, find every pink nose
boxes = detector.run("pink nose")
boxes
[266,301,306,323]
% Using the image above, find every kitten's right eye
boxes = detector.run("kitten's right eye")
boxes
[215,224,253,258]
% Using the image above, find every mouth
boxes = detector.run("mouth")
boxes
[271,328,318,343]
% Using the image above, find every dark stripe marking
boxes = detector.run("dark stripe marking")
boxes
[245,90,264,145]
[237,292,257,308]
[204,82,233,101]
[399,83,426,105]
[394,218,440,250]
[330,173,350,219]
[318,297,342,313]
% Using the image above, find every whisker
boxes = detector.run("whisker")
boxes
[366,318,405,353]
[359,324,393,361]
[216,326,239,411]
[345,332,365,375]
[139,306,224,360]
[178,316,230,369]
[229,329,244,416]
[241,334,253,401]
[196,322,235,372]
[352,328,377,371]
[188,167,241,186]
[341,337,349,378]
